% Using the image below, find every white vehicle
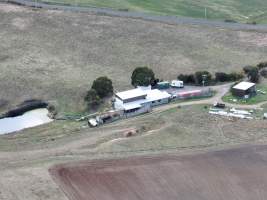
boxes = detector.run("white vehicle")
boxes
[88,118,98,127]
[171,80,184,88]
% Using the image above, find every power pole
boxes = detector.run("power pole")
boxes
[205,7,207,19]
[202,74,207,87]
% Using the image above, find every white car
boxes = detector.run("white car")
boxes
[88,118,98,127]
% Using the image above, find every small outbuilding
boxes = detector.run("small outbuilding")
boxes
[232,81,256,98]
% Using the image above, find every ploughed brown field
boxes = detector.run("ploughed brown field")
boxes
[50,145,267,200]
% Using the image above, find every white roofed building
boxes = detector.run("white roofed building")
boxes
[114,87,171,117]
[232,81,256,98]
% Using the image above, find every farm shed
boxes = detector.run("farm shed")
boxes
[232,82,256,98]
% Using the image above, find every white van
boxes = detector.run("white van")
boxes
[171,80,184,88]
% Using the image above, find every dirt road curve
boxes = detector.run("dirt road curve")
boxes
[50,144,267,200]
[5,0,267,32]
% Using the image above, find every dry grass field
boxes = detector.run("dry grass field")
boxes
[0,3,267,114]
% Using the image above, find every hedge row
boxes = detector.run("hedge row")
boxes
[177,71,244,85]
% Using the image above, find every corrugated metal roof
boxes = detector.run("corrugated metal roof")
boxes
[116,88,147,100]
[233,82,255,91]
[115,88,171,111]
[123,103,142,111]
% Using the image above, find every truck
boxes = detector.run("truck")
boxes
[171,80,184,88]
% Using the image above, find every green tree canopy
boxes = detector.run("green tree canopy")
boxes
[247,67,260,83]
[92,76,113,98]
[257,62,267,70]
[243,66,260,83]
[194,71,212,85]
[131,66,155,87]
[84,89,101,108]
[243,65,255,74]
[177,74,195,84]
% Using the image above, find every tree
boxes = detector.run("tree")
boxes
[92,76,113,98]
[215,72,229,82]
[228,72,244,81]
[257,62,267,70]
[260,69,267,78]
[247,67,260,83]
[151,78,160,88]
[243,65,255,74]
[243,66,259,83]
[131,66,155,87]
[215,72,244,82]
[194,71,212,85]
[177,74,195,84]
[84,89,101,107]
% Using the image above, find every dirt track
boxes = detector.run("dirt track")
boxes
[51,144,267,200]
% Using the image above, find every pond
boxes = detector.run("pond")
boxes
[0,108,53,135]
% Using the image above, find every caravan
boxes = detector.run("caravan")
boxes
[171,80,184,88]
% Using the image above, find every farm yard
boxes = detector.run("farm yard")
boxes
[1,2,267,200]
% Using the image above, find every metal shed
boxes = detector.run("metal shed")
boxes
[232,82,256,98]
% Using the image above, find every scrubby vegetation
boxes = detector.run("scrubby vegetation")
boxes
[177,71,243,86]
[85,77,113,109]
[84,89,101,108]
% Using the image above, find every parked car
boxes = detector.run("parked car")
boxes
[88,118,98,127]
[213,102,226,109]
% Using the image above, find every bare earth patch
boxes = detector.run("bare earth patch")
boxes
[50,144,267,200]
[12,17,32,30]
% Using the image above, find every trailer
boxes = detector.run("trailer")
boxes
[157,81,170,89]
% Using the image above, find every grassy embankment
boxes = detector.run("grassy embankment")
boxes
[40,0,267,23]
